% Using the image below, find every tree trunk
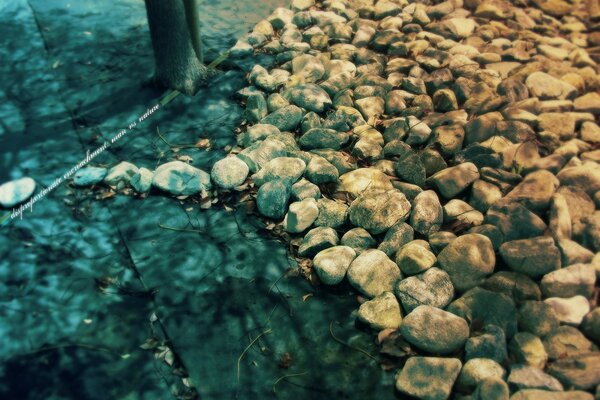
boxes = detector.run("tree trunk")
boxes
[144,0,210,95]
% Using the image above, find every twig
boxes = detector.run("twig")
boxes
[17,342,122,358]
[237,328,272,383]
[160,90,181,106]
[156,127,200,149]
[208,51,231,68]
[329,322,378,362]
[158,223,207,235]
[272,371,308,393]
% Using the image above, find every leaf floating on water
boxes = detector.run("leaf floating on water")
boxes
[176,155,193,163]
[140,337,159,350]
[279,352,293,369]
[194,138,211,149]
[377,328,396,345]
[96,190,115,200]
[378,330,413,359]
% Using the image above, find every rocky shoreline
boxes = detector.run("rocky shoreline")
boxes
[3,0,600,398]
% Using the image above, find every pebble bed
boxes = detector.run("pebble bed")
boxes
[3,0,600,398]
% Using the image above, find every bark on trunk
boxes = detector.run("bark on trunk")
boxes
[144,0,209,95]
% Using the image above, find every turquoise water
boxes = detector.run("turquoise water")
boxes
[0,1,392,398]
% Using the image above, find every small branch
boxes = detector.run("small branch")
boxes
[158,223,207,234]
[272,371,308,393]
[208,51,230,68]
[160,90,181,106]
[329,322,378,362]
[18,342,123,358]
[156,127,202,149]
[237,328,272,383]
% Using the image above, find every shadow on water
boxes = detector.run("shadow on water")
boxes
[0,0,395,399]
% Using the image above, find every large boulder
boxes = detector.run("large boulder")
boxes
[543,326,593,361]
[438,233,496,292]
[314,198,348,228]
[517,301,559,338]
[499,237,561,279]
[312,245,356,285]
[348,189,411,234]
[210,157,249,189]
[131,168,153,193]
[73,167,107,187]
[458,358,506,391]
[284,84,332,113]
[105,161,139,188]
[395,242,437,276]
[395,268,455,313]
[525,72,577,100]
[547,352,600,391]
[256,179,291,219]
[298,128,350,150]
[507,365,564,392]
[401,305,469,354]
[544,296,590,325]
[378,222,414,256]
[252,157,306,186]
[448,287,518,338]
[357,291,402,330]
[410,190,443,236]
[428,162,480,199]
[337,167,393,197]
[485,202,547,242]
[237,137,287,173]
[347,249,401,298]
[395,357,462,400]
[556,162,600,197]
[540,263,596,298]
[504,170,559,211]
[298,227,338,257]
[151,161,211,196]
[283,198,319,233]
[260,105,303,131]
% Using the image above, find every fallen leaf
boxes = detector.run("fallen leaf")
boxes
[377,329,396,345]
[379,331,413,358]
[195,138,211,149]
[302,293,313,302]
[176,155,193,163]
[279,352,293,369]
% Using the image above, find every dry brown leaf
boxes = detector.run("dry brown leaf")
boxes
[302,293,313,302]
[195,138,211,149]
[377,328,397,345]
[176,155,193,163]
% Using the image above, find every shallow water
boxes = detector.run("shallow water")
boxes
[0,0,393,398]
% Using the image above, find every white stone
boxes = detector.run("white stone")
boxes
[544,295,590,325]
[0,177,36,208]
[152,161,211,196]
[284,198,319,233]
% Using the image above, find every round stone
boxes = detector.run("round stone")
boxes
[313,246,356,285]
[211,157,249,189]
[348,189,411,234]
[438,233,496,292]
[347,249,401,298]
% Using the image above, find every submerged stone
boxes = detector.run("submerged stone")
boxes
[72,167,107,187]
[151,161,211,196]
